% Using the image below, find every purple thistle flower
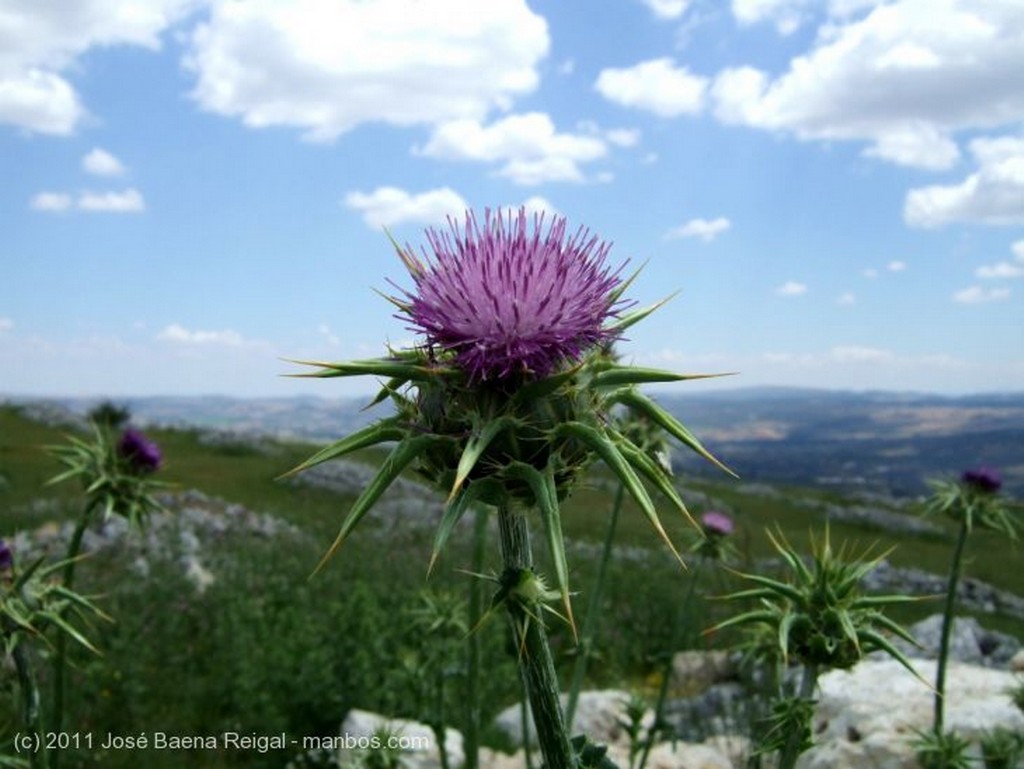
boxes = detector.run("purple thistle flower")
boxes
[117,429,162,474]
[961,466,1002,494]
[394,208,626,382]
[701,511,734,537]
[0,538,12,572]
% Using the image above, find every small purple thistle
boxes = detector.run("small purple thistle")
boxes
[961,466,1002,494]
[0,538,12,572]
[701,511,734,537]
[394,208,626,382]
[117,429,162,474]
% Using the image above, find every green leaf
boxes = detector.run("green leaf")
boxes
[606,294,675,333]
[591,367,729,388]
[509,366,580,406]
[613,388,737,477]
[615,436,698,530]
[284,357,453,381]
[505,462,575,638]
[280,418,406,479]
[312,435,440,576]
[363,376,412,410]
[428,480,500,575]
[555,421,684,566]
[449,415,520,500]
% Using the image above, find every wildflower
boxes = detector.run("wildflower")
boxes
[961,466,1001,495]
[117,429,162,474]
[392,209,625,382]
[701,511,734,537]
[0,538,12,572]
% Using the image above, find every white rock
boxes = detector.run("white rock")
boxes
[670,650,733,694]
[493,689,651,747]
[339,708,463,769]
[798,658,1024,769]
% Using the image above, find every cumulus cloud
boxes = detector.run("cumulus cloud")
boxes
[776,281,807,296]
[640,0,690,20]
[82,148,126,176]
[595,58,707,117]
[157,324,248,346]
[731,0,809,34]
[664,217,731,242]
[887,260,907,272]
[904,135,1024,227]
[30,188,145,213]
[976,241,1024,279]
[0,1,196,134]
[185,0,548,142]
[712,2,1024,171]
[30,192,73,212]
[344,186,468,228]
[952,286,1011,304]
[774,280,806,296]
[419,113,607,185]
[77,188,146,213]
[520,196,561,219]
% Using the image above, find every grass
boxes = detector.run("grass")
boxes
[1,402,1022,767]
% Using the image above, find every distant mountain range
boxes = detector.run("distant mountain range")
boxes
[6,387,1023,497]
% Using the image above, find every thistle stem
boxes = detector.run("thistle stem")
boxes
[934,517,970,734]
[497,505,575,769]
[51,504,92,769]
[778,663,819,769]
[463,506,488,769]
[10,623,47,769]
[637,557,706,769]
[565,482,625,728]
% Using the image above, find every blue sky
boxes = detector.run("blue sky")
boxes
[2,0,1023,398]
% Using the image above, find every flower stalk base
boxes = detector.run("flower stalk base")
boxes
[497,506,575,769]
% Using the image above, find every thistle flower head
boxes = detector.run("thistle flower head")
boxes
[394,208,625,382]
[701,511,734,537]
[117,429,162,474]
[961,466,1002,495]
[0,538,12,572]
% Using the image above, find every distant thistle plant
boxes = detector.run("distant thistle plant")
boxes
[45,422,166,767]
[711,528,920,769]
[920,467,1019,767]
[287,208,732,769]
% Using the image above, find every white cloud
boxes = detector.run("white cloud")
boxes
[0,318,12,333]
[82,148,126,176]
[344,186,468,228]
[664,217,731,242]
[520,196,561,219]
[830,345,894,363]
[30,192,73,212]
[185,0,548,142]
[604,128,642,148]
[976,262,1024,280]
[712,2,1024,171]
[77,188,146,213]
[887,260,907,272]
[837,292,856,305]
[557,58,575,76]
[776,280,808,296]
[419,113,607,185]
[595,58,707,118]
[157,324,248,346]
[732,0,808,35]
[952,286,1011,304]
[904,135,1024,227]
[1014,240,1024,261]
[0,1,196,134]
[640,0,690,20]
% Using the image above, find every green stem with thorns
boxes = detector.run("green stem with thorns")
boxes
[497,505,575,769]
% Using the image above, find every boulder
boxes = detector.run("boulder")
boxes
[493,689,651,748]
[339,708,463,769]
[799,658,1024,769]
[883,614,1022,668]
[670,650,733,694]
